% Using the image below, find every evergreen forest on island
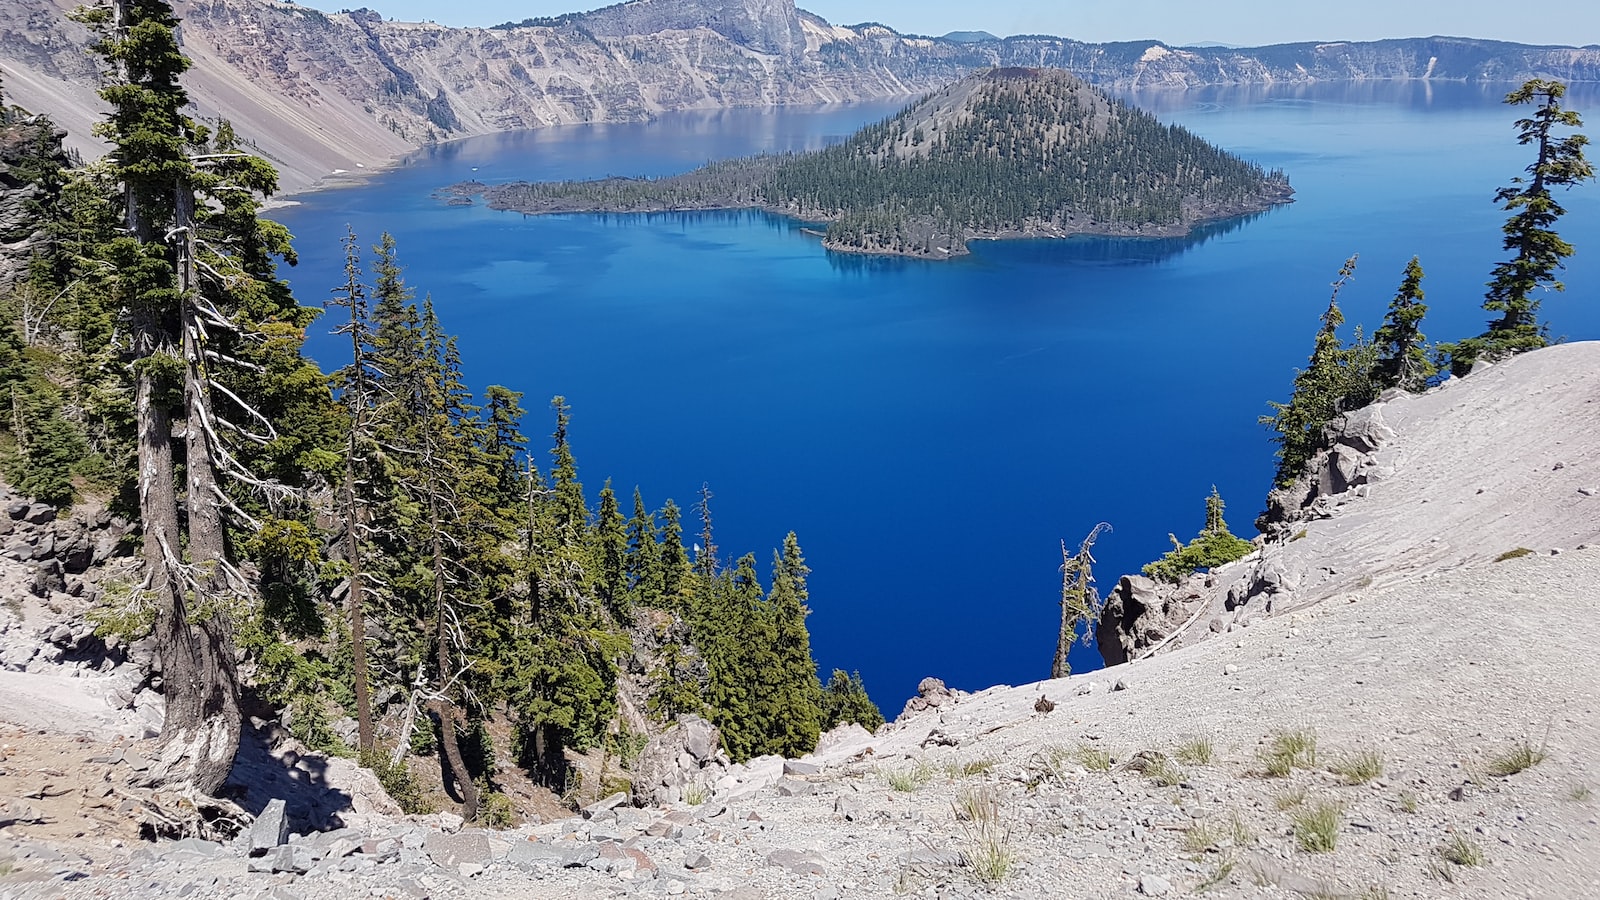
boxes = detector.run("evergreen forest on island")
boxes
[461,67,1293,257]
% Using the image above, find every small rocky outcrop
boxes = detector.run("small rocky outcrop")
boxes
[896,676,967,720]
[0,115,68,291]
[630,714,730,806]
[1257,402,1398,539]
[1098,403,1399,665]
[0,486,139,675]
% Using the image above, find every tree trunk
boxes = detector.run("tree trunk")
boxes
[144,185,241,795]
[343,457,373,753]
[427,459,477,818]
[433,698,478,820]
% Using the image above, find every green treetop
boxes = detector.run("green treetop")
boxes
[1372,256,1434,392]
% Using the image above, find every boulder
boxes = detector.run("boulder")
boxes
[631,714,728,807]
[424,830,492,869]
[248,799,289,856]
[897,676,966,720]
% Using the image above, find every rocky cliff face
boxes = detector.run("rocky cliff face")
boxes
[1097,342,1600,666]
[580,0,807,58]
[4,0,1599,195]
[0,115,70,291]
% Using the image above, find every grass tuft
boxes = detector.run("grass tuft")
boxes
[1398,791,1419,814]
[1260,728,1317,777]
[948,757,996,778]
[1567,784,1593,802]
[1329,748,1385,784]
[1195,858,1234,892]
[1485,738,1548,777]
[1143,756,1187,787]
[882,760,935,792]
[1289,799,1342,853]
[1439,834,1484,867]
[953,783,1001,825]
[1494,547,1535,562]
[1274,787,1308,810]
[681,782,708,806]
[1175,736,1216,766]
[1073,744,1112,772]
[1183,821,1225,854]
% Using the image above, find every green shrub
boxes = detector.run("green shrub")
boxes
[478,790,516,828]
[1143,488,1255,583]
[362,750,435,815]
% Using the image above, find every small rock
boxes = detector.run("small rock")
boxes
[1112,678,1129,692]
[582,792,629,819]
[766,848,824,875]
[834,795,862,821]
[437,811,464,833]
[23,504,56,526]
[1034,695,1056,713]
[775,779,813,798]
[782,760,821,777]
[1138,873,1173,896]
[424,830,492,869]
[684,851,712,871]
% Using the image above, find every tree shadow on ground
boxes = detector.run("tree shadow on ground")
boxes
[220,714,353,834]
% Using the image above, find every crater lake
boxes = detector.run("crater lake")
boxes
[271,80,1600,709]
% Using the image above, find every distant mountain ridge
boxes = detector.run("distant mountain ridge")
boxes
[2,0,1598,192]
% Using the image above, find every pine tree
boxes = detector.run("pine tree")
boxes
[624,487,663,607]
[764,533,824,757]
[693,482,718,577]
[1053,522,1109,678]
[510,399,617,789]
[327,228,377,753]
[821,670,884,732]
[593,479,629,623]
[1372,256,1433,392]
[1141,488,1256,584]
[75,0,330,793]
[659,499,691,607]
[1458,79,1594,370]
[1261,255,1374,487]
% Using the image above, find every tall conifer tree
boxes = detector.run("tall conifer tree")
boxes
[1372,256,1433,392]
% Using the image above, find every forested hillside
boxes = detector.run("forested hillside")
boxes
[0,3,879,822]
[465,68,1292,256]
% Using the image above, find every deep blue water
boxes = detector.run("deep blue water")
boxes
[271,81,1600,710]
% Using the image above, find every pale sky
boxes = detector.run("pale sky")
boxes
[289,0,1600,47]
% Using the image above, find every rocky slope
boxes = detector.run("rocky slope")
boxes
[1098,341,1600,667]
[2,342,1598,899]
[4,0,1599,194]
